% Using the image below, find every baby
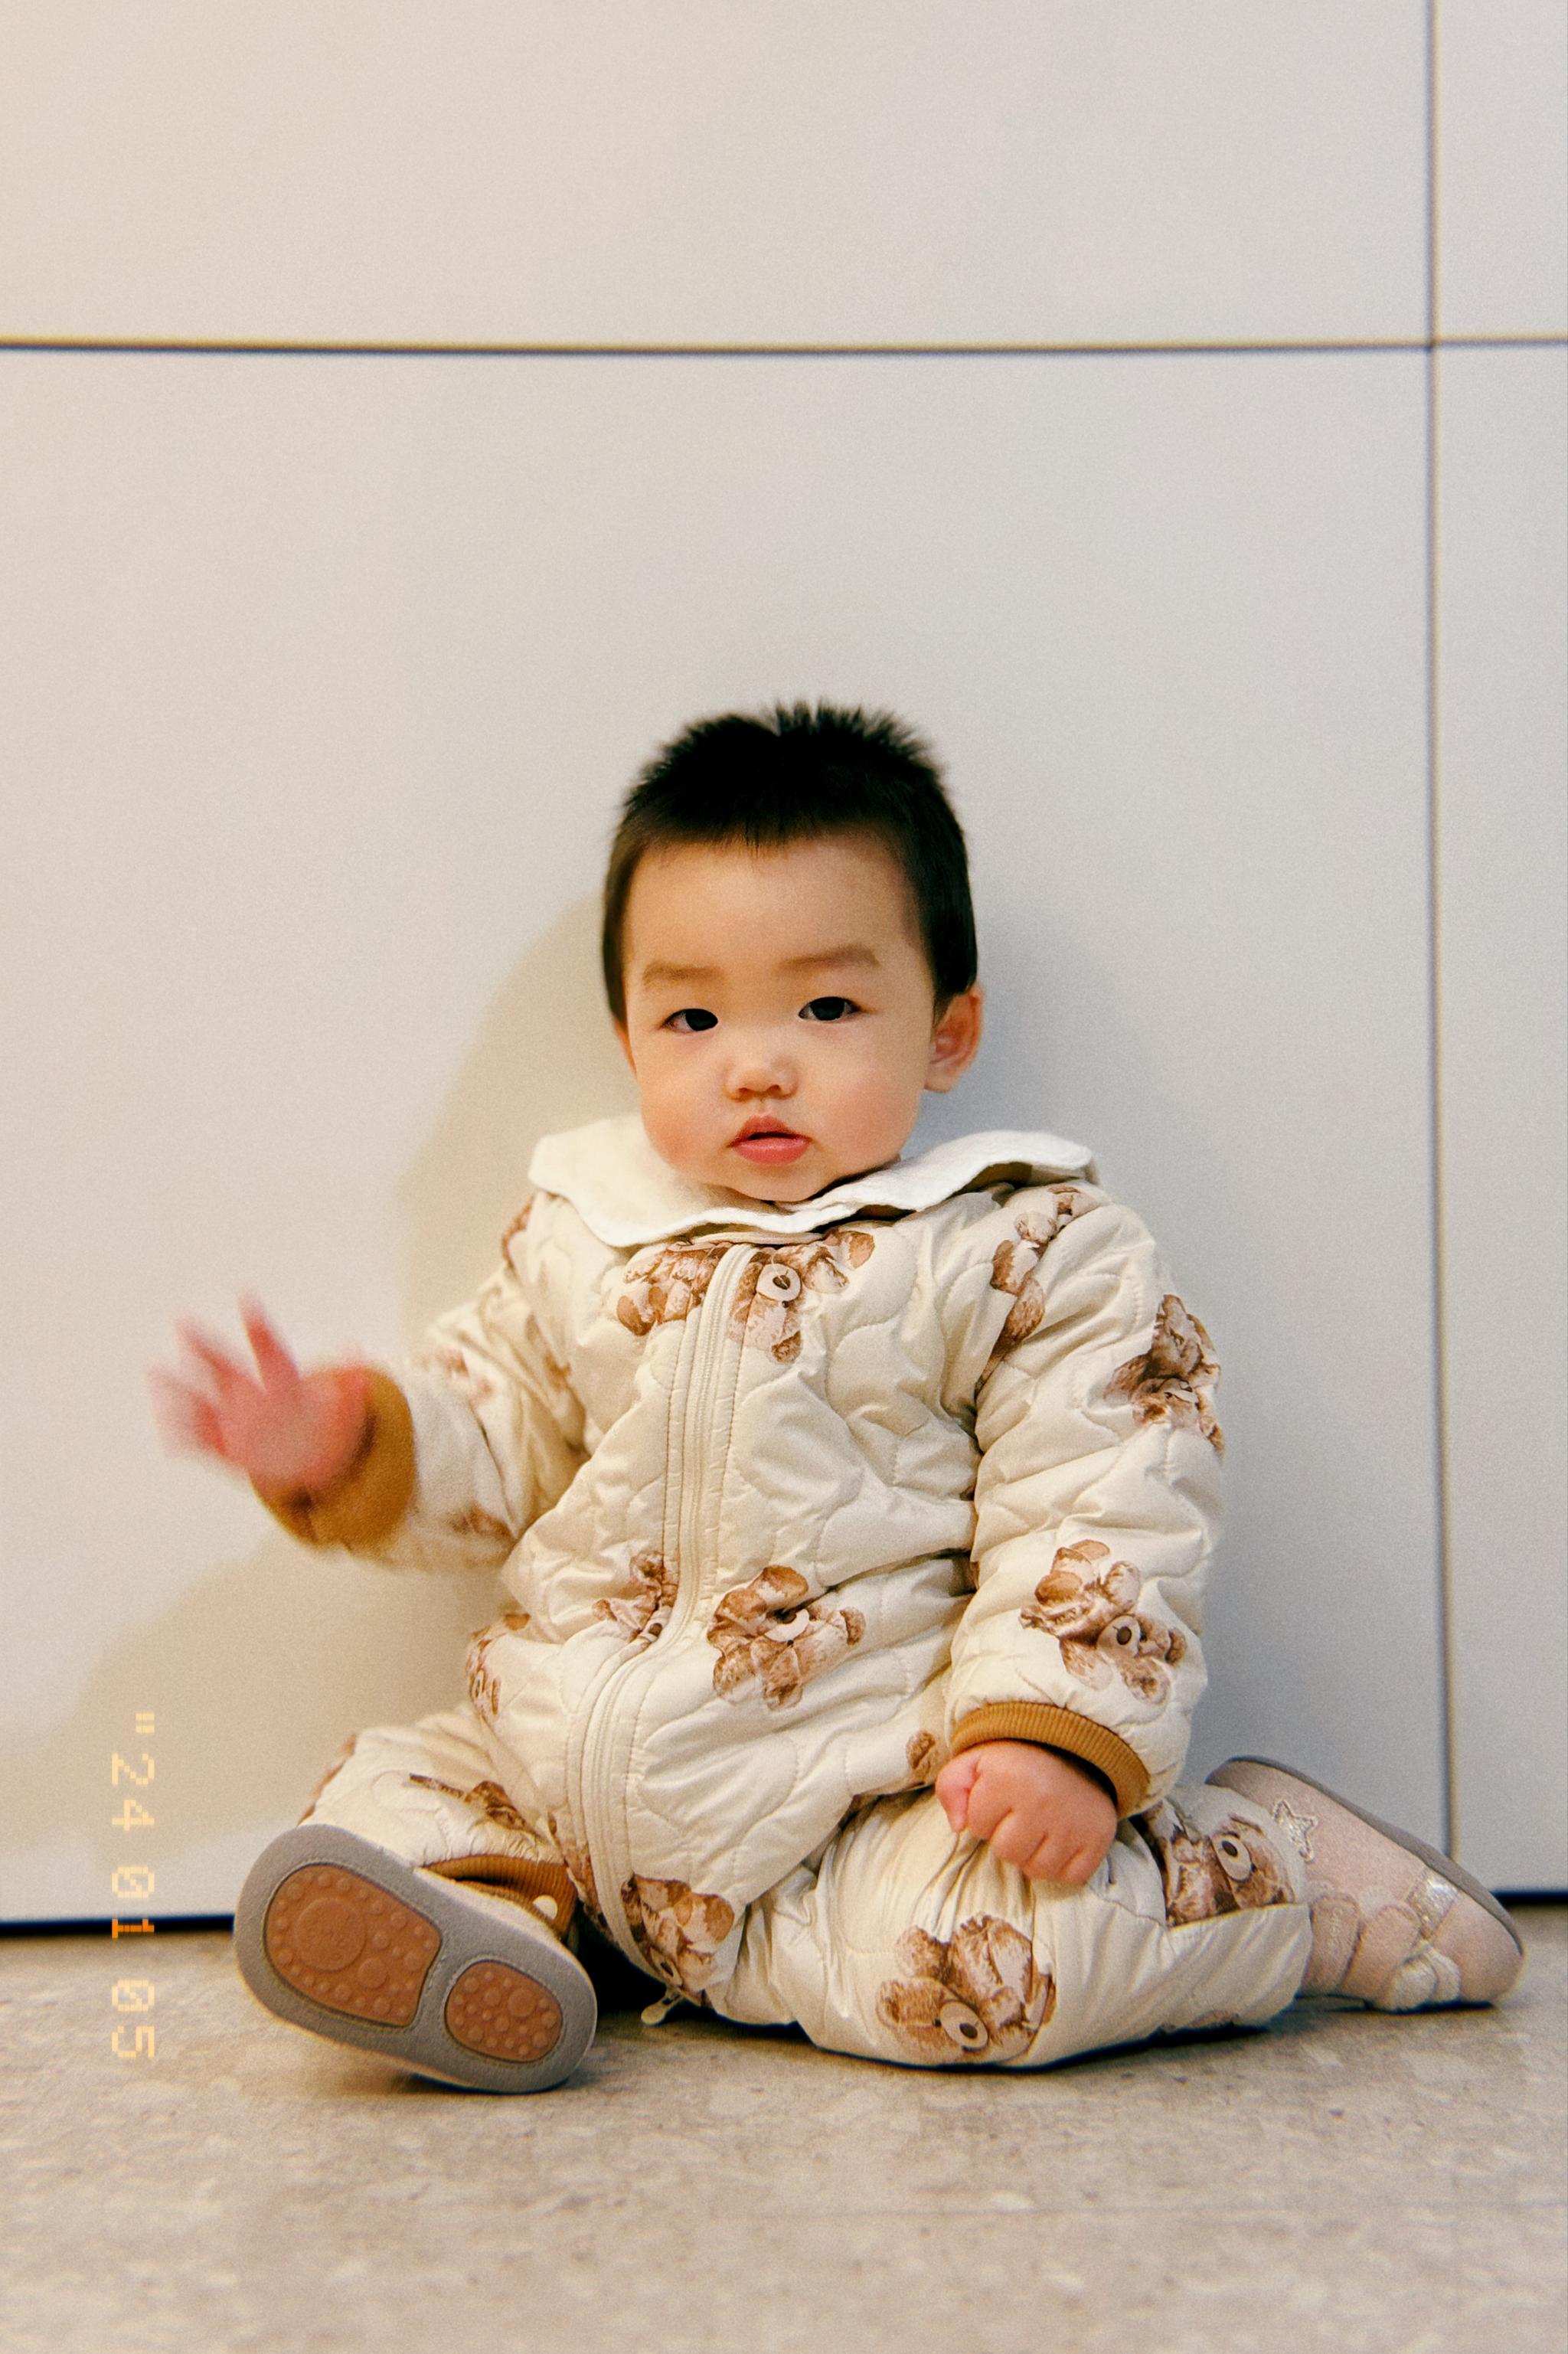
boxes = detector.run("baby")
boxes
[153,702,1522,2091]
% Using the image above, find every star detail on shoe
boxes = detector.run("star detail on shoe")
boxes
[1269,1797,1318,1863]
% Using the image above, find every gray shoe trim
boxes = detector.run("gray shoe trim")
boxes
[1210,1757,1523,1953]
[234,1823,598,2092]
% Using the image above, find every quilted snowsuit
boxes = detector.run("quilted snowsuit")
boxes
[273,1115,1312,2067]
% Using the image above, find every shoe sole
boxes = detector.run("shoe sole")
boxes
[234,1824,598,2092]
[1210,1756,1523,1953]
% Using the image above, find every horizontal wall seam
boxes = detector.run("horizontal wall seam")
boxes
[1,334,1564,361]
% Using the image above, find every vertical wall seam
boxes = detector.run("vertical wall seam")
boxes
[1426,0,1460,1859]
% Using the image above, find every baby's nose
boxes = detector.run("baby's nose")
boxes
[725,1037,795,1094]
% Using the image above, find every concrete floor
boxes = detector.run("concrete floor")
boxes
[3,1906,1563,2354]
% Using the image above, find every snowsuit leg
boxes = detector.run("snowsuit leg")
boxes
[292,1703,579,1921]
[708,1780,1313,2069]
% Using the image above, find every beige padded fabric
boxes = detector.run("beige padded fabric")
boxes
[302,1702,1313,2068]
[276,1118,1234,2022]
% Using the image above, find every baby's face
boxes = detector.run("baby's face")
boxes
[616,832,982,1203]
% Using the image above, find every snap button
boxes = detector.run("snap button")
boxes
[757,1264,802,1303]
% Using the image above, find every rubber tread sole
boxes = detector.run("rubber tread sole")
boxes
[263,1865,441,2025]
[446,1960,563,2061]
[234,1823,596,2093]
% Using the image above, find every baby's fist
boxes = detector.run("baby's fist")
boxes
[936,1740,1117,1885]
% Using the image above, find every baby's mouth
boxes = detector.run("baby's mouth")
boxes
[731,1118,809,1166]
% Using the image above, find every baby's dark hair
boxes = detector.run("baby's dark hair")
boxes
[601,701,978,1025]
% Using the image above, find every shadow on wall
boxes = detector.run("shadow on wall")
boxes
[398,897,638,1327]
[5,902,636,1919]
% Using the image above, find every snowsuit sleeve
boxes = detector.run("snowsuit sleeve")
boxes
[256,1192,586,1571]
[942,1184,1224,1816]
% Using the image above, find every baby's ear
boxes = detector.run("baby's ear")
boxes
[925,985,984,1092]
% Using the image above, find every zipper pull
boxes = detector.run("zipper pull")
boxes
[640,1988,684,2027]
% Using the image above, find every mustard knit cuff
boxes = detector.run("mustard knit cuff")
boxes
[949,1702,1152,1818]
[254,1369,416,1550]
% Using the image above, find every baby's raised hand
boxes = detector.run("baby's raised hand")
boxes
[935,1739,1117,1885]
[148,1298,371,1500]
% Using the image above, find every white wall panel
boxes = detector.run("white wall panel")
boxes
[0,350,1437,1919]
[1437,0,1568,338]
[1438,346,1568,1890]
[0,2,1428,348]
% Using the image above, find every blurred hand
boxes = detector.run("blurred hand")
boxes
[936,1739,1118,1885]
[148,1296,371,1500]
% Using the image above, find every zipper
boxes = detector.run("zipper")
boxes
[572,1242,753,1974]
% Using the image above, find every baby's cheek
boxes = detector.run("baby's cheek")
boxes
[831,1066,922,1170]
[635,1074,710,1184]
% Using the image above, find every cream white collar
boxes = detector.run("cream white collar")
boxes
[527,1113,1096,1250]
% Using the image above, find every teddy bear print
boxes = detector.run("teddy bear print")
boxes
[296,1731,358,1823]
[616,1242,729,1337]
[547,1813,602,1921]
[464,1609,531,1721]
[620,1875,737,1994]
[707,1568,867,1708]
[407,1339,500,1410]
[498,1194,537,1259]
[1106,1294,1223,1453]
[616,1230,874,1362]
[445,1504,514,1548]
[406,1775,531,1837]
[1019,1539,1187,1704]
[982,1191,1089,1378]
[1138,1800,1295,1926]
[876,1918,1056,2062]
[729,1230,877,1363]
[594,1551,679,1646]
[906,1731,946,1783]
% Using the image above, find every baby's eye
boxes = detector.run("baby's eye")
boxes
[799,996,859,1023]
[664,1007,718,1033]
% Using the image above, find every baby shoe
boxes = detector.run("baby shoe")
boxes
[1206,1757,1524,2011]
[234,1823,598,2091]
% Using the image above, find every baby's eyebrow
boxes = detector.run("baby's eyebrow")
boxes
[639,943,880,988]
[639,960,720,986]
[780,944,881,973]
